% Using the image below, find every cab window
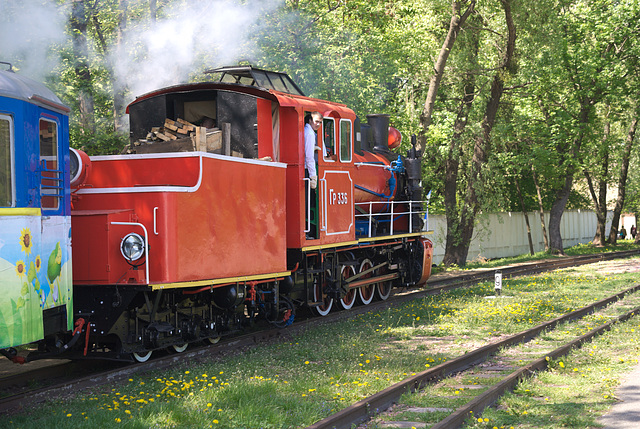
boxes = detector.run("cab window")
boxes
[339,119,352,163]
[322,117,335,160]
[39,118,60,210]
[0,115,13,207]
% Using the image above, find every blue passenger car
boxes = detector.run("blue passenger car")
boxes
[0,66,73,352]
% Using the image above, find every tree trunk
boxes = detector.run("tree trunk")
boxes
[585,170,608,246]
[608,115,638,244]
[548,173,573,254]
[417,0,476,153]
[442,0,516,266]
[585,115,610,246]
[71,0,95,134]
[531,164,549,251]
[442,91,475,265]
[113,0,128,133]
[516,179,535,255]
[150,0,157,24]
[547,103,592,254]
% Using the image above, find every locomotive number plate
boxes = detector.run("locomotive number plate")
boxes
[320,170,353,236]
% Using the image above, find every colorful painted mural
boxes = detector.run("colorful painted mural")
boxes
[0,213,72,349]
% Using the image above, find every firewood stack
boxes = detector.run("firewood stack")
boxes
[128,118,224,155]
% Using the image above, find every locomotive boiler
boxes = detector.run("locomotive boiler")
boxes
[1,65,432,363]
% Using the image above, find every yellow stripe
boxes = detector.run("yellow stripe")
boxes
[357,231,433,243]
[0,208,42,216]
[151,271,292,291]
[302,240,359,252]
[301,231,433,252]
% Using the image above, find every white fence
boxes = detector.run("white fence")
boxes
[427,210,604,265]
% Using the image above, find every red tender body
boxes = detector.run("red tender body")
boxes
[71,153,287,286]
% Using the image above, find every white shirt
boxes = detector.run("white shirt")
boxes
[304,123,317,177]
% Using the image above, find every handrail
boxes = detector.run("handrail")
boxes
[354,199,427,238]
[303,178,311,234]
[40,159,64,203]
[320,178,327,232]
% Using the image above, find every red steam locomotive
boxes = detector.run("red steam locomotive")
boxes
[55,66,432,362]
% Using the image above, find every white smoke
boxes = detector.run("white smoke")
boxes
[0,0,286,122]
[0,0,69,80]
[114,0,284,102]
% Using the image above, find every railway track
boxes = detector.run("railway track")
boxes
[1,249,639,417]
[306,285,640,429]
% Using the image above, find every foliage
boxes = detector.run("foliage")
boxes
[6,0,640,262]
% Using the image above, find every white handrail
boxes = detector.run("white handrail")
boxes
[303,178,311,233]
[320,178,327,232]
[354,200,428,238]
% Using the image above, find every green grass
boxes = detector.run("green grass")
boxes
[432,240,639,274]
[460,317,640,429]
[2,258,640,428]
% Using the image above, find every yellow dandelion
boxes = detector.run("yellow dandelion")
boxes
[19,228,32,255]
[15,260,26,278]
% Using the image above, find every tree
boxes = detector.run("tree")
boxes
[583,106,611,246]
[608,112,639,243]
[70,0,95,135]
[436,0,517,266]
[417,0,476,152]
[526,0,639,253]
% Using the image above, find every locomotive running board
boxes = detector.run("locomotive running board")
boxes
[301,231,432,252]
[356,231,433,243]
[150,271,292,291]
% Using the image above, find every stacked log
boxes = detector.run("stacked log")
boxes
[130,118,224,155]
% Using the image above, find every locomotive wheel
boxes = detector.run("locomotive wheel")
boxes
[313,270,334,316]
[339,265,357,310]
[132,351,152,363]
[357,259,376,305]
[172,343,188,353]
[207,336,221,344]
[376,265,392,301]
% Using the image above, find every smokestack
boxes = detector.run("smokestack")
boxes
[366,114,390,154]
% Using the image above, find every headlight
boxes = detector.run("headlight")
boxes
[120,233,145,261]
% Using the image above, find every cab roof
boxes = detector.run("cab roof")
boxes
[0,68,69,114]
[204,65,305,96]
[127,65,353,119]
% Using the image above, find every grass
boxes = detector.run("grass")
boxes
[2,255,640,428]
[432,240,639,274]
